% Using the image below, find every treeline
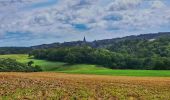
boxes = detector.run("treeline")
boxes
[0,58,42,72]
[0,47,31,54]
[30,45,170,70]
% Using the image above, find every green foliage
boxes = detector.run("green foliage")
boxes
[30,46,125,69]
[30,37,170,70]
[1,54,170,77]
[2,35,170,70]
[108,37,170,70]
[0,58,42,72]
[0,54,66,71]
[0,47,31,54]
[28,61,34,66]
[1,34,170,70]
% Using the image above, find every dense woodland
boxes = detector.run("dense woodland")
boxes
[30,36,170,70]
[108,36,170,70]
[0,58,42,72]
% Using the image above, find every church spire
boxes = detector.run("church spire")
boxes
[83,36,86,42]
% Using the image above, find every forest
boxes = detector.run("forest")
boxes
[30,36,170,70]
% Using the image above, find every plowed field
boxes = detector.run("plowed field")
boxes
[0,72,170,100]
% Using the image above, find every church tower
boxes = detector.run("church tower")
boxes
[83,36,86,42]
[81,36,87,46]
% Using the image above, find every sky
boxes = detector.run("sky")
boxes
[0,0,170,47]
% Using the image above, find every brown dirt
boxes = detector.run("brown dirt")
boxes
[0,72,170,100]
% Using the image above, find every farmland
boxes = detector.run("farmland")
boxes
[1,54,170,77]
[0,54,170,100]
[0,72,170,100]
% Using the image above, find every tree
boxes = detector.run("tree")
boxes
[28,61,34,66]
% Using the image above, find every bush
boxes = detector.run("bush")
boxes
[0,58,42,72]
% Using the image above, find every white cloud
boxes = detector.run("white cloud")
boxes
[0,0,170,46]
[150,0,166,9]
[107,0,142,11]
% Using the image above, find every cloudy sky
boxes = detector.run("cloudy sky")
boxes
[0,0,170,46]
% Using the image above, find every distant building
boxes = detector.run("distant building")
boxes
[83,36,86,42]
[81,36,87,46]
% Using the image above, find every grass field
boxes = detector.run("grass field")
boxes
[1,54,170,77]
[0,72,170,100]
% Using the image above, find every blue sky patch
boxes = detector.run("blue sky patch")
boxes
[73,24,89,31]
[25,0,58,9]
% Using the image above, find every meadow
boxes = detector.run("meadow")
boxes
[0,54,170,77]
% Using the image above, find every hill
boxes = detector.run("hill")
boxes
[0,32,170,54]
[31,32,170,49]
